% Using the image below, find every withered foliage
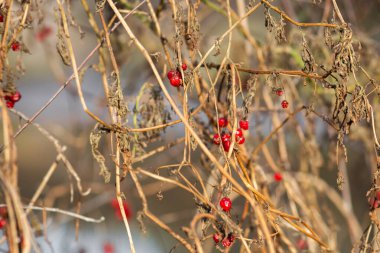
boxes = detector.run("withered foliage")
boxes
[90,124,111,183]
[137,84,171,139]
[55,10,71,66]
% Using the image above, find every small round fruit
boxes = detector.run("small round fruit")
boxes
[11,42,20,52]
[221,133,231,142]
[222,237,232,247]
[276,89,284,96]
[296,238,308,250]
[167,70,176,80]
[4,95,12,101]
[236,136,245,145]
[36,26,53,42]
[0,15,3,23]
[111,198,119,209]
[0,219,6,229]
[103,242,114,253]
[181,63,187,71]
[170,75,182,87]
[213,233,220,243]
[6,100,14,109]
[11,91,21,102]
[227,233,235,243]
[235,128,243,138]
[218,117,228,128]
[239,120,249,130]
[370,198,380,209]
[219,197,232,212]
[369,192,380,209]
[281,100,289,109]
[213,133,221,145]
[274,172,283,182]
[222,140,231,152]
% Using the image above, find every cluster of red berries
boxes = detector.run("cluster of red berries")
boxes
[110,198,132,220]
[0,207,7,230]
[213,232,235,248]
[3,91,22,109]
[213,118,249,152]
[209,198,235,248]
[274,88,289,109]
[167,63,187,87]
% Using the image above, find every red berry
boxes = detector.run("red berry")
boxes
[236,136,245,145]
[222,237,232,247]
[369,192,380,209]
[36,26,52,42]
[213,133,221,145]
[11,42,20,52]
[221,133,231,142]
[111,198,132,220]
[222,140,231,152]
[103,242,114,253]
[218,117,228,128]
[239,120,249,130]
[11,91,21,102]
[0,219,6,229]
[170,75,182,87]
[181,63,187,71]
[167,70,176,80]
[221,133,232,151]
[369,198,380,209]
[6,100,14,109]
[111,198,119,209]
[0,15,3,23]
[227,233,235,243]
[276,89,284,96]
[219,197,232,212]
[212,233,220,243]
[281,100,289,109]
[296,238,308,250]
[274,172,283,182]
[235,128,243,138]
